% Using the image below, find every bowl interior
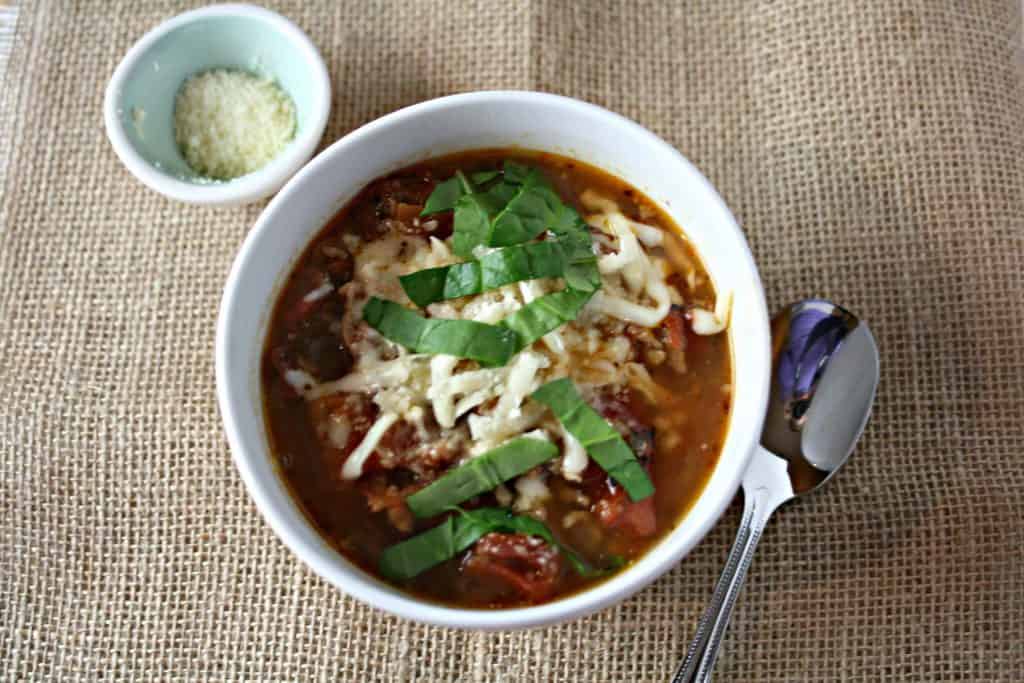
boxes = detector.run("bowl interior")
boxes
[217,92,770,629]
[114,13,322,183]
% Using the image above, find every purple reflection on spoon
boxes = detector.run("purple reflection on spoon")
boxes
[776,300,858,429]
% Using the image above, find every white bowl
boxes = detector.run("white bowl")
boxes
[216,91,771,629]
[103,4,330,206]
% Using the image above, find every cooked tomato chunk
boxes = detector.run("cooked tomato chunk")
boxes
[462,532,563,603]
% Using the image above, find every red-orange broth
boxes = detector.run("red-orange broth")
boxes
[262,150,732,608]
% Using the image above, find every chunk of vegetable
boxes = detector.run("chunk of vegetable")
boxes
[532,378,654,501]
[406,437,558,518]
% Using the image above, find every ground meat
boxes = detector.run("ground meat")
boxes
[462,532,563,603]
[372,417,467,478]
[319,239,354,285]
[310,393,376,452]
[591,386,650,436]
[351,173,455,240]
[658,304,688,373]
[357,474,422,533]
[274,299,353,383]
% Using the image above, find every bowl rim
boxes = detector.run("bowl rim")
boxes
[216,90,770,629]
[102,3,331,206]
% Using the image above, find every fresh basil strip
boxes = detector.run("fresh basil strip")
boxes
[422,170,507,217]
[399,238,579,308]
[379,516,465,582]
[406,438,558,518]
[470,170,501,185]
[503,161,531,184]
[532,378,655,501]
[362,297,518,367]
[501,288,597,350]
[482,179,520,207]
[488,169,563,248]
[379,506,603,581]
[420,176,463,216]
[452,189,503,258]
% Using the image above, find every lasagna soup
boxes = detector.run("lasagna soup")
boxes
[263,150,732,607]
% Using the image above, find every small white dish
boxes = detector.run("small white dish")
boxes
[103,4,330,206]
[216,91,772,629]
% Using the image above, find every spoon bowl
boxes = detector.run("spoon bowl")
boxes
[762,300,879,494]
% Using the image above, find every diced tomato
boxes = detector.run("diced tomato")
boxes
[663,304,687,350]
[462,532,562,603]
[593,487,657,538]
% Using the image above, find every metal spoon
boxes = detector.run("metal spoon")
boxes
[671,300,879,683]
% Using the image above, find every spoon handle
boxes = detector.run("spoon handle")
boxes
[671,447,793,683]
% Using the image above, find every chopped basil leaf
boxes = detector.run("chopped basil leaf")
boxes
[470,170,502,185]
[503,160,531,184]
[420,176,464,216]
[482,179,520,207]
[488,169,563,247]
[501,288,597,350]
[381,162,606,366]
[452,188,503,258]
[406,437,558,518]
[399,237,582,308]
[379,516,464,582]
[532,378,655,501]
[361,297,518,367]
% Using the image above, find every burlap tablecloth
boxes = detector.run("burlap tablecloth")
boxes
[2,1,1023,680]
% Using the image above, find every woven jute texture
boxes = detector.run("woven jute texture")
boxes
[2,1,1023,680]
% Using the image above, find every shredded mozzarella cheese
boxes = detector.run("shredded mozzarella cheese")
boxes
[283,369,317,397]
[691,291,734,335]
[302,281,334,303]
[560,426,588,480]
[341,412,398,480]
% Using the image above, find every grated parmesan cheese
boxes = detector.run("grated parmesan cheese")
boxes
[174,68,296,180]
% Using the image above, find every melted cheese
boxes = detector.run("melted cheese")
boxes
[307,354,428,398]
[584,194,673,327]
[691,291,733,335]
[302,280,334,303]
[283,369,317,396]
[341,412,398,480]
[559,426,588,480]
